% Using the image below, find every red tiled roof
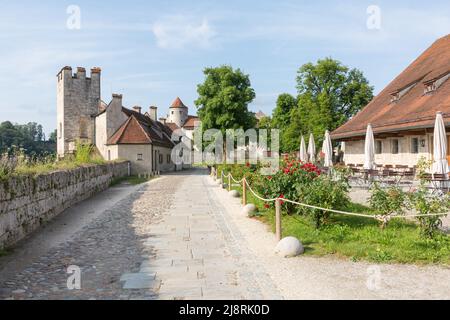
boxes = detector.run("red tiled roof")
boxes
[170,97,187,108]
[332,34,450,140]
[183,115,199,129]
[166,122,180,131]
[107,116,151,144]
[107,107,175,148]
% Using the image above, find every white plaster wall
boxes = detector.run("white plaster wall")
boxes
[117,145,153,175]
[343,134,433,167]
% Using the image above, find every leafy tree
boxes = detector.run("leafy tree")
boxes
[0,121,55,155]
[195,65,256,153]
[280,58,373,152]
[271,94,297,152]
[49,130,57,143]
[295,58,373,132]
[196,65,256,132]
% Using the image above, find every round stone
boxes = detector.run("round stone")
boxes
[242,203,257,215]
[275,237,304,257]
[228,190,240,197]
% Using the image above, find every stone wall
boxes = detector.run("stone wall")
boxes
[0,161,129,250]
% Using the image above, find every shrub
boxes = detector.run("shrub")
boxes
[369,183,407,228]
[0,152,17,180]
[408,165,450,238]
[297,175,350,228]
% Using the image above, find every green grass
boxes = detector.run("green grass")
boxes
[232,183,450,265]
[110,175,154,186]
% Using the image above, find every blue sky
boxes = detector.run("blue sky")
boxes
[1,0,449,135]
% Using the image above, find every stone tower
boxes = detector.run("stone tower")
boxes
[167,97,188,127]
[56,66,101,157]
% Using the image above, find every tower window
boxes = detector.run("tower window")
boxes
[137,153,143,161]
[159,154,163,164]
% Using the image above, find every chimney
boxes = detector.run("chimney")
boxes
[112,93,123,105]
[149,106,157,121]
[133,106,142,114]
[159,117,166,125]
[76,67,86,79]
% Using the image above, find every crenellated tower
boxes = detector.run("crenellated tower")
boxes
[56,66,101,157]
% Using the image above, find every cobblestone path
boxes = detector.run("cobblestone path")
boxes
[0,169,280,300]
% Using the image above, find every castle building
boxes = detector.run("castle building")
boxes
[56,66,199,174]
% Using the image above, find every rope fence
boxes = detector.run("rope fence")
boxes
[211,167,449,240]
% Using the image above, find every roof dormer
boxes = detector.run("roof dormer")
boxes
[423,71,450,95]
[389,80,420,103]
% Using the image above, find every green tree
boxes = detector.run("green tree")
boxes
[195,65,256,153]
[281,58,373,152]
[272,94,297,152]
[295,58,373,132]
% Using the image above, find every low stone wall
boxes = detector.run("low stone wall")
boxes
[0,161,130,249]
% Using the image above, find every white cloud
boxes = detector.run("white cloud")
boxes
[151,15,215,49]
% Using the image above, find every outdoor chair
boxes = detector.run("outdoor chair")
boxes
[421,173,450,195]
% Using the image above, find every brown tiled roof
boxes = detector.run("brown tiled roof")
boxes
[332,34,450,140]
[183,115,199,129]
[165,122,180,131]
[170,97,187,108]
[107,107,175,148]
[107,116,151,144]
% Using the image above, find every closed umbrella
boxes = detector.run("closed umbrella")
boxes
[363,124,376,170]
[432,112,449,175]
[299,135,308,162]
[322,130,333,167]
[307,133,316,163]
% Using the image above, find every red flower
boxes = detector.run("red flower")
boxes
[278,194,285,205]
[264,203,270,209]
[246,162,250,167]
[267,175,272,180]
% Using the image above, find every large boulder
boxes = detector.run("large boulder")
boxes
[228,190,240,198]
[275,237,304,257]
[242,203,257,216]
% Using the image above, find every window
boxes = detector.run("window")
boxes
[411,138,419,154]
[137,153,143,161]
[59,123,62,139]
[108,150,111,161]
[171,111,174,115]
[391,139,399,154]
[159,154,163,164]
[167,154,171,163]
[375,140,382,154]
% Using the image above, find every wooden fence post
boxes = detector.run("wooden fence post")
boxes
[275,198,282,241]
[228,174,231,191]
[242,178,247,205]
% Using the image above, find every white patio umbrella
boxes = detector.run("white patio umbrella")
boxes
[307,133,316,163]
[363,124,376,170]
[432,112,449,175]
[299,135,308,162]
[322,130,333,167]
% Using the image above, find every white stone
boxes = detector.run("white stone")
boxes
[275,237,304,257]
[228,190,240,198]
[242,204,257,215]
